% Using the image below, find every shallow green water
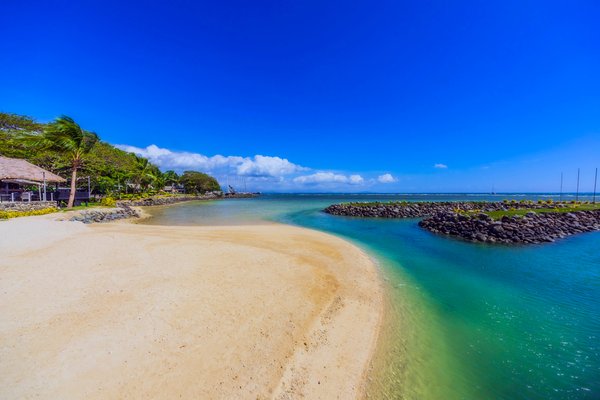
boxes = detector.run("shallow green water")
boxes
[143,194,600,399]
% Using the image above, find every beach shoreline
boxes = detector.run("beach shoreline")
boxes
[0,211,384,399]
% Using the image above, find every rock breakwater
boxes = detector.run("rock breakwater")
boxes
[324,201,534,218]
[324,201,600,244]
[419,210,600,244]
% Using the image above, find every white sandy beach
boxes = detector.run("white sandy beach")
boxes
[0,212,383,399]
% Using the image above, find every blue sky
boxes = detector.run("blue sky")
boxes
[1,0,599,192]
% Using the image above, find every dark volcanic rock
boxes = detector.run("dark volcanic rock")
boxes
[324,201,600,245]
[325,201,549,219]
[418,210,600,245]
[117,194,221,207]
[70,206,140,224]
[116,193,258,208]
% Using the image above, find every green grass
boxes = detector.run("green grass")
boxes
[340,201,480,207]
[341,201,408,207]
[60,202,106,211]
[483,204,600,220]
[336,200,600,219]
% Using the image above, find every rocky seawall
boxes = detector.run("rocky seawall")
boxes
[70,206,140,224]
[117,193,259,207]
[117,194,221,207]
[419,210,600,244]
[0,201,57,212]
[324,201,600,244]
[70,193,261,224]
[324,201,538,218]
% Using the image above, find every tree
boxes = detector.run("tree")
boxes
[6,111,164,198]
[0,112,45,159]
[0,112,43,132]
[133,155,161,192]
[180,171,221,194]
[25,116,98,208]
[163,170,180,186]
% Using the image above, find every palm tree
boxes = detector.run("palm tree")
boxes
[27,116,98,208]
[162,170,179,192]
[133,155,164,192]
[163,170,179,186]
[114,171,132,197]
[133,155,160,192]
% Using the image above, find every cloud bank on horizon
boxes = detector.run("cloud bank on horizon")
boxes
[116,144,396,192]
[115,135,600,193]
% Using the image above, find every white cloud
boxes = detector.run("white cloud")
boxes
[434,163,448,169]
[293,172,364,185]
[349,174,364,184]
[377,173,397,183]
[116,143,379,191]
[236,155,305,177]
[115,144,306,178]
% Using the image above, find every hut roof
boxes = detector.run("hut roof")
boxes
[0,156,66,183]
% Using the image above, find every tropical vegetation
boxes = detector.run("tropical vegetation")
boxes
[0,112,222,205]
[180,171,221,194]
[22,116,99,207]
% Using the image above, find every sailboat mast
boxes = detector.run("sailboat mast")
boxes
[560,172,563,202]
[593,168,598,204]
[576,168,580,202]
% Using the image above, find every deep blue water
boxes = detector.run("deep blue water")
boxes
[143,194,600,399]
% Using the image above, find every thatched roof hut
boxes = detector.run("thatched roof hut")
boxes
[0,156,66,183]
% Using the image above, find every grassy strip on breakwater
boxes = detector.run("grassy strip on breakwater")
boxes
[483,203,600,220]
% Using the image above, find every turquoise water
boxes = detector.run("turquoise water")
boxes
[143,194,600,399]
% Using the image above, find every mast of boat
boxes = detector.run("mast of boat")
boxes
[593,167,598,204]
[559,172,563,202]
[576,168,580,202]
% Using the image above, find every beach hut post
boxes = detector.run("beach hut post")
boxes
[43,172,47,201]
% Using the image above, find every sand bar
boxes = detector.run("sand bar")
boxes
[0,213,383,399]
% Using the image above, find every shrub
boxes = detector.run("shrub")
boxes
[0,207,58,220]
[100,197,116,207]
